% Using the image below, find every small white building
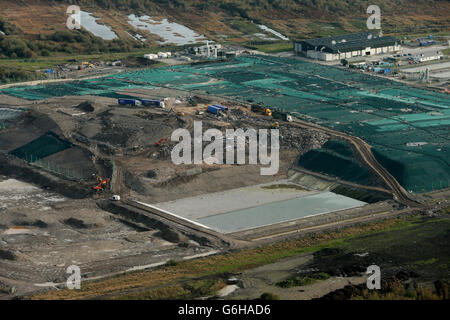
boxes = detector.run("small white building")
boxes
[144,53,158,60]
[157,52,168,59]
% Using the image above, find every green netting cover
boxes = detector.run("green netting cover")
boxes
[9,131,73,162]
[1,55,449,192]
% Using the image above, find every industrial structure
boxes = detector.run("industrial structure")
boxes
[294,32,401,61]
[414,51,443,62]
[188,41,223,58]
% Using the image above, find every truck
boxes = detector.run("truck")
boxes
[272,110,293,122]
[251,105,272,117]
[118,98,141,106]
[140,99,165,108]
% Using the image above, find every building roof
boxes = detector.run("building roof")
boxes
[296,32,398,53]
[416,51,443,58]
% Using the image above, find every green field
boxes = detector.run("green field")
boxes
[250,42,293,53]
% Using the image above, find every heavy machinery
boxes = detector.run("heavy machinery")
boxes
[93,177,110,191]
[272,110,293,122]
[251,105,272,117]
[188,97,197,106]
[155,138,168,146]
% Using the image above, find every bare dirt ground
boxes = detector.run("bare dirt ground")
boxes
[2,86,444,300]
[0,176,219,298]
[0,90,330,298]
[228,253,366,300]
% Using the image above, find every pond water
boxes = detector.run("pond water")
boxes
[71,11,118,40]
[128,14,207,45]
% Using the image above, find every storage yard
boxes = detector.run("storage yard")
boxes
[0,53,449,298]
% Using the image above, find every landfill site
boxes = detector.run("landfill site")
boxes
[0,54,449,297]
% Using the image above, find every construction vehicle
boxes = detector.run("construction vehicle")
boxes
[188,97,197,106]
[155,138,168,146]
[93,177,110,191]
[272,110,293,122]
[251,104,272,117]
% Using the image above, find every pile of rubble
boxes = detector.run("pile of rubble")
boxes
[280,127,328,152]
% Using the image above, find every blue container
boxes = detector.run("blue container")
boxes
[212,104,228,111]
[207,105,220,114]
[118,99,138,106]
[141,99,162,107]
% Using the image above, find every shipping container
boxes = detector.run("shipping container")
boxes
[212,104,228,111]
[118,99,141,106]
[141,99,165,108]
[207,105,221,115]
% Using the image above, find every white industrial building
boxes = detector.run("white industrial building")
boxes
[188,42,223,57]
[294,32,401,61]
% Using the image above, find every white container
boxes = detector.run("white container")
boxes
[144,54,158,60]
[158,52,168,59]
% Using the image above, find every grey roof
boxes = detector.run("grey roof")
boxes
[296,32,398,53]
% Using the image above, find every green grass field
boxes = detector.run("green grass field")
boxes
[251,42,293,53]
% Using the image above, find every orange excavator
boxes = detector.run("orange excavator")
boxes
[93,176,110,191]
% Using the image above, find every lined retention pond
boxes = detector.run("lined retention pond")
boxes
[197,192,365,233]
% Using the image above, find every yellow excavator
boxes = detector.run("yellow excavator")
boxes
[251,104,272,117]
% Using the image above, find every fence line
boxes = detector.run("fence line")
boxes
[21,153,88,181]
